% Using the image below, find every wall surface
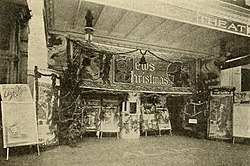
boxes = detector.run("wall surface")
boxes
[221,67,241,93]
[27,0,48,71]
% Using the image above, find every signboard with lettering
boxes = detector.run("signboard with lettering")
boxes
[0,84,39,148]
[197,12,248,36]
[113,55,174,86]
[1,84,32,102]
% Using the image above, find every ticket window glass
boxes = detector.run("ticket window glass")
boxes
[129,102,137,114]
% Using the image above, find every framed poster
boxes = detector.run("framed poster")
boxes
[0,84,39,148]
[1,102,39,148]
[141,104,158,133]
[85,99,101,133]
[208,95,233,139]
[157,108,171,130]
[100,99,120,134]
[86,107,100,131]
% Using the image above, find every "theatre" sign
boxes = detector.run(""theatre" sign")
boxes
[197,12,249,36]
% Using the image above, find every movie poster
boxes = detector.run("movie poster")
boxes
[37,82,59,146]
[0,84,39,148]
[209,95,233,139]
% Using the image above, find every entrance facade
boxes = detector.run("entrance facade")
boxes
[43,0,250,144]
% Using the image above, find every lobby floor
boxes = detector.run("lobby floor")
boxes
[0,134,249,166]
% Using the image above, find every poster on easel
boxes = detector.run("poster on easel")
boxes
[208,87,234,140]
[85,99,101,132]
[0,84,39,149]
[141,104,158,133]
[157,108,171,130]
[100,99,120,134]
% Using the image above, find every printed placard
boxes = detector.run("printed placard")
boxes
[189,119,198,124]
[1,102,39,148]
[0,84,32,102]
[0,84,39,148]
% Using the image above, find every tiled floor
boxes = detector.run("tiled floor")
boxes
[0,135,249,166]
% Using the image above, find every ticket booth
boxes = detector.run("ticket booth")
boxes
[120,93,140,139]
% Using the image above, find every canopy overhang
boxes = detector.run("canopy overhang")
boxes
[46,0,250,68]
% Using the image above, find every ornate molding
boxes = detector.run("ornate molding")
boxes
[14,4,32,28]
[47,34,67,67]
[44,0,55,29]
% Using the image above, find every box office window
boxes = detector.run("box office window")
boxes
[129,102,137,114]
[241,68,250,92]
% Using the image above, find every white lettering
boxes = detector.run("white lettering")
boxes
[135,63,140,70]
[141,64,149,71]
[227,23,238,31]
[218,20,227,28]
[208,17,217,26]
[237,24,246,33]
[149,63,155,71]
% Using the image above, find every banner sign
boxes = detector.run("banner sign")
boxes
[37,82,58,146]
[0,84,39,148]
[113,55,174,86]
[197,12,248,36]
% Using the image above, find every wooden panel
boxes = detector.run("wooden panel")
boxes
[110,11,147,38]
[126,16,165,40]
[94,6,127,36]
[142,20,184,43]
[54,0,78,30]
[74,1,104,31]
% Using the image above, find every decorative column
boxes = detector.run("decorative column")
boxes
[19,21,29,83]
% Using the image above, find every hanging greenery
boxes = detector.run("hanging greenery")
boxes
[58,64,82,146]
[118,115,141,134]
[140,93,161,104]
[57,39,132,146]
